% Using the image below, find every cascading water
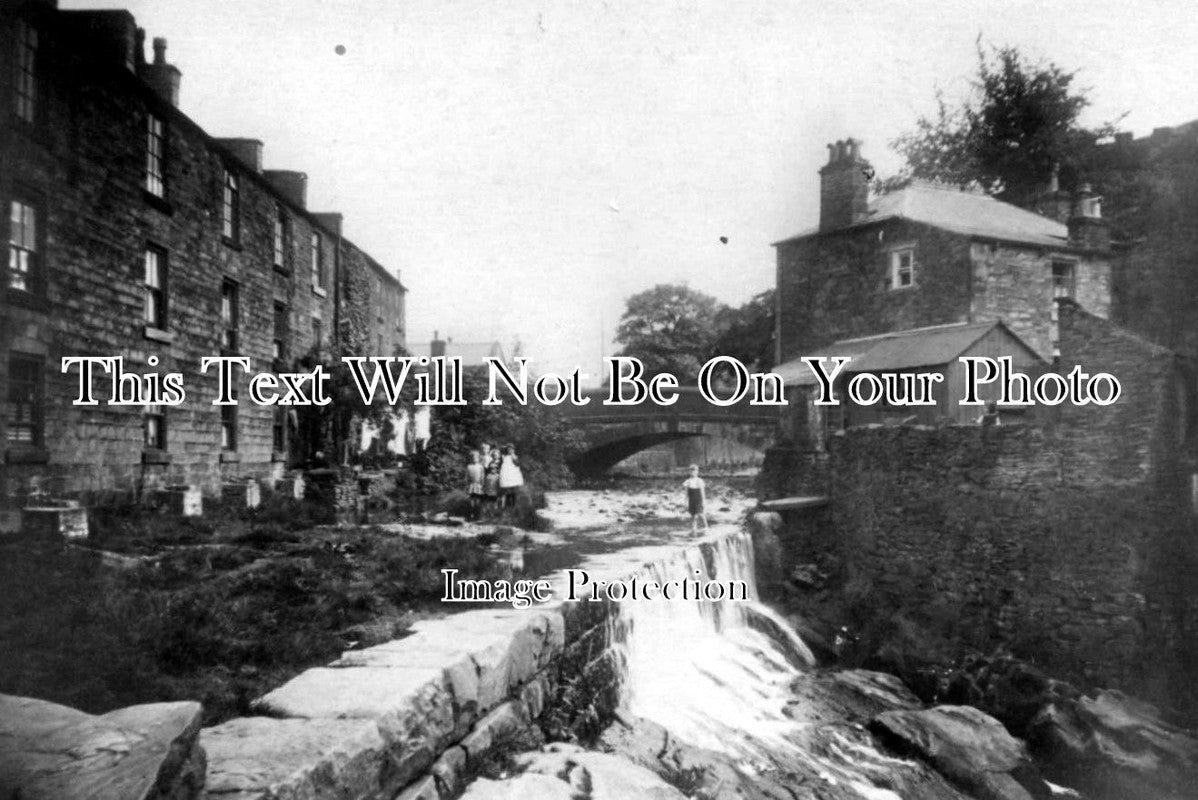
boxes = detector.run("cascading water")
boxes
[607,531,916,799]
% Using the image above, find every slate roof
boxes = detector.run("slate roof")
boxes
[775,181,1069,248]
[775,321,1042,386]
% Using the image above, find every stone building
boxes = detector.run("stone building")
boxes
[773,138,1115,445]
[1,1,407,503]
[775,138,1113,364]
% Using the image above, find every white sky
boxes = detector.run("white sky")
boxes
[62,0,1198,376]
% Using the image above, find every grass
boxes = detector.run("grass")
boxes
[0,499,511,724]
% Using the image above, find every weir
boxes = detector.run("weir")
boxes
[195,518,922,800]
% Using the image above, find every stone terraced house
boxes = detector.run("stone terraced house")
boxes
[1,1,407,504]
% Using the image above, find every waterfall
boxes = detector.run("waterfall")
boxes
[607,531,910,800]
[607,531,814,760]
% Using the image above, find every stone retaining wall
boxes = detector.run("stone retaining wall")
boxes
[780,423,1195,710]
[197,535,724,800]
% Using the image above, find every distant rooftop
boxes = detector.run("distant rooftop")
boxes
[430,339,509,365]
[776,180,1069,248]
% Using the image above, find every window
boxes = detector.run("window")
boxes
[221,169,240,243]
[144,246,167,328]
[311,317,323,350]
[144,405,166,449]
[273,302,289,361]
[7,199,38,292]
[310,232,324,288]
[145,114,165,197]
[6,353,43,446]
[889,248,916,289]
[221,392,237,450]
[273,207,288,268]
[13,19,37,123]
[220,279,239,352]
[1051,259,1076,300]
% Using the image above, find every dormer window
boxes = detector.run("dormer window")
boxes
[889,247,916,290]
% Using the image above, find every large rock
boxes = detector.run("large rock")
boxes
[201,716,391,800]
[1027,689,1198,800]
[871,705,1050,800]
[458,773,578,800]
[0,694,204,800]
[511,746,688,800]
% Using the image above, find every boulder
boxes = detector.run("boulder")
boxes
[826,669,924,719]
[1027,689,1198,800]
[459,773,578,800]
[0,694,204,800]
[513,747,688,800]
[871,705,1050,800]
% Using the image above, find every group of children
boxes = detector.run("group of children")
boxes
[465,443,524,518]
[463,445,712,535]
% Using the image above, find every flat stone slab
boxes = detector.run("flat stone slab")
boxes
[0,694,203,800]
[201,716,390,800]
[253,665,455,788]
[757,495,829,512]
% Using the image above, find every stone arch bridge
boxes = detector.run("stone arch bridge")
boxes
[556,387,779,477]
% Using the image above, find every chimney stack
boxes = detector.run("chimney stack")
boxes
[1035,163,1073,223]
[263,170,308,209]
[1067,183,1110,252]
[139,36,181,106]
[431,332,447,359]
[312,213,343,236]
[215,138,263,173]
[819,137,872,232]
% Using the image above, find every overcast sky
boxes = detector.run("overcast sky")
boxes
[62,0,1198,376]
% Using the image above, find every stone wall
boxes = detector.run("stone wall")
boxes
[783,422,1195,710]
[195,534,734,800]
[777,220,974,358]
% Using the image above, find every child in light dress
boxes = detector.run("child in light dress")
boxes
[465,450,485,520]
[498,444,524,508]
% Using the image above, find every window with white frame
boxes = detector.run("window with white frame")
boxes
[889,247,916,289]
[144,404,166,449]
[310,232,324,288]
[144,246,167,328]
[7,199,38,292]
[1051,259,1076,300]
[221,169,240,243]
[145,114,165,197]
[273,207,287,267]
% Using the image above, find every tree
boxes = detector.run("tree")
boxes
[614,284,725,378]
[713,289,775,370]
[890,43,1118,205]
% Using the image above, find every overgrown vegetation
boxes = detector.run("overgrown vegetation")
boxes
[0,501,511,724]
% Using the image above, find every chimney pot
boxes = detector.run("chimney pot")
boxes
[152,37,167,65]
[818,136,872,231]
